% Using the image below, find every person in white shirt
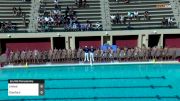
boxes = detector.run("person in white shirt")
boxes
[168,17,173,27]
[72,23,77,31]
[96,22,101,30]
[111,15,116,24]
[127,12,131,19]
[120,15,124,24]
[134,11,139,20]
[44,17,49,22]
[54,0,58,5]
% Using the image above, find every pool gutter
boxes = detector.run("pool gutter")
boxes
[2,61,180,69]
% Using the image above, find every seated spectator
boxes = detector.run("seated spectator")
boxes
[115,13,120,24]
[162,17,168,27]
[95,22,102,30]
[0,21,15,33]
[144,10,150,20]
[127,11,131,19]
[1,22,7,32]
[72,23,77,31]
[69,6,76,16]
[86,19,92,31]
[53,9,61,16]
[83,0,87,7]
[7,21,13,32]
[127,21,131,29]
[64,23,69,31]
[49,16,54,25]
[44,22,50,32]
[79,0,82,7]
[75,0,78,6]
[54,0,58,5]
[111,15,116,24]
[80,23,86,31]
[22,12,27,26]
[120,15,125,24]
[168,17,173,27]
[134,11,139,20]
[12,7,17,16]
[17,6,22,16]
[65,6,70,16]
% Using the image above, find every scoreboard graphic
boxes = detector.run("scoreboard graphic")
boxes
[8,79,44,96]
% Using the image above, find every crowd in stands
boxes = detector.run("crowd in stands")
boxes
[13,6,28,27]
[38,0,102,32]
[111,0,175,29]
[111,10,151,28]
[0,1,29,33]
[0,21,16,33]
[3,45,180,65]
[162,17,174,28]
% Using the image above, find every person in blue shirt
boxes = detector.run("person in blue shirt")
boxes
[89,46,95,63]
[83,46,89,62]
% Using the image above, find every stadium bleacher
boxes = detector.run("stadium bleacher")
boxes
[0,0,31,33]
[109,0,177,30]
[38,0,102,32]
[0,0,179,33]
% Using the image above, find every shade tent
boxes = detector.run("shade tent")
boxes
[100,45,117,52]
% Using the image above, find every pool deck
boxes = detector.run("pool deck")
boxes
[2,60,180,69]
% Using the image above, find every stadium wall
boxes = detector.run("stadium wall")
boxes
[0,29,180,53]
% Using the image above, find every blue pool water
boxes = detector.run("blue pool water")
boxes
[0,64,180,101]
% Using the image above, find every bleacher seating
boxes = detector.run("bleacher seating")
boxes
[109,0,178,30]
[38,0,102,32]
[0,0,179,33]
[0,0,31,33]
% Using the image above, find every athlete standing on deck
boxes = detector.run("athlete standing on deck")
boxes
[83,46,89,62]
[89,46,95,63]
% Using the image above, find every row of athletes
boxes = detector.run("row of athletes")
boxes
[6,45,176,64]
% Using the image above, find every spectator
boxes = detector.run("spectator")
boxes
[86,19,92,30]
[65,6,70,16]
[168,17,173,27]
[111,15,116,24]
[162,17,167,27]
[1,22,6,32]
[127,21,131,29]
[69,6,76,16]
[17,6,22,16]
[83,0,87,7]
[127,11,131,19]
[7,21,13,32]
[72,23,77,31]
[75,0,78,6]
[79,0,82,7]
[120,15,125,24]
[54,0,58,5]
[12,7,17,16]
[115,13,120,24]
[95,22,101,30]
[134,11,139,20]
[22,12,26,26]
[144,10,150,20]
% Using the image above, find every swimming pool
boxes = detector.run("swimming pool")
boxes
[0,63,180,101]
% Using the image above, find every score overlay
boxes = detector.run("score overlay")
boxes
[8,79,44,96]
